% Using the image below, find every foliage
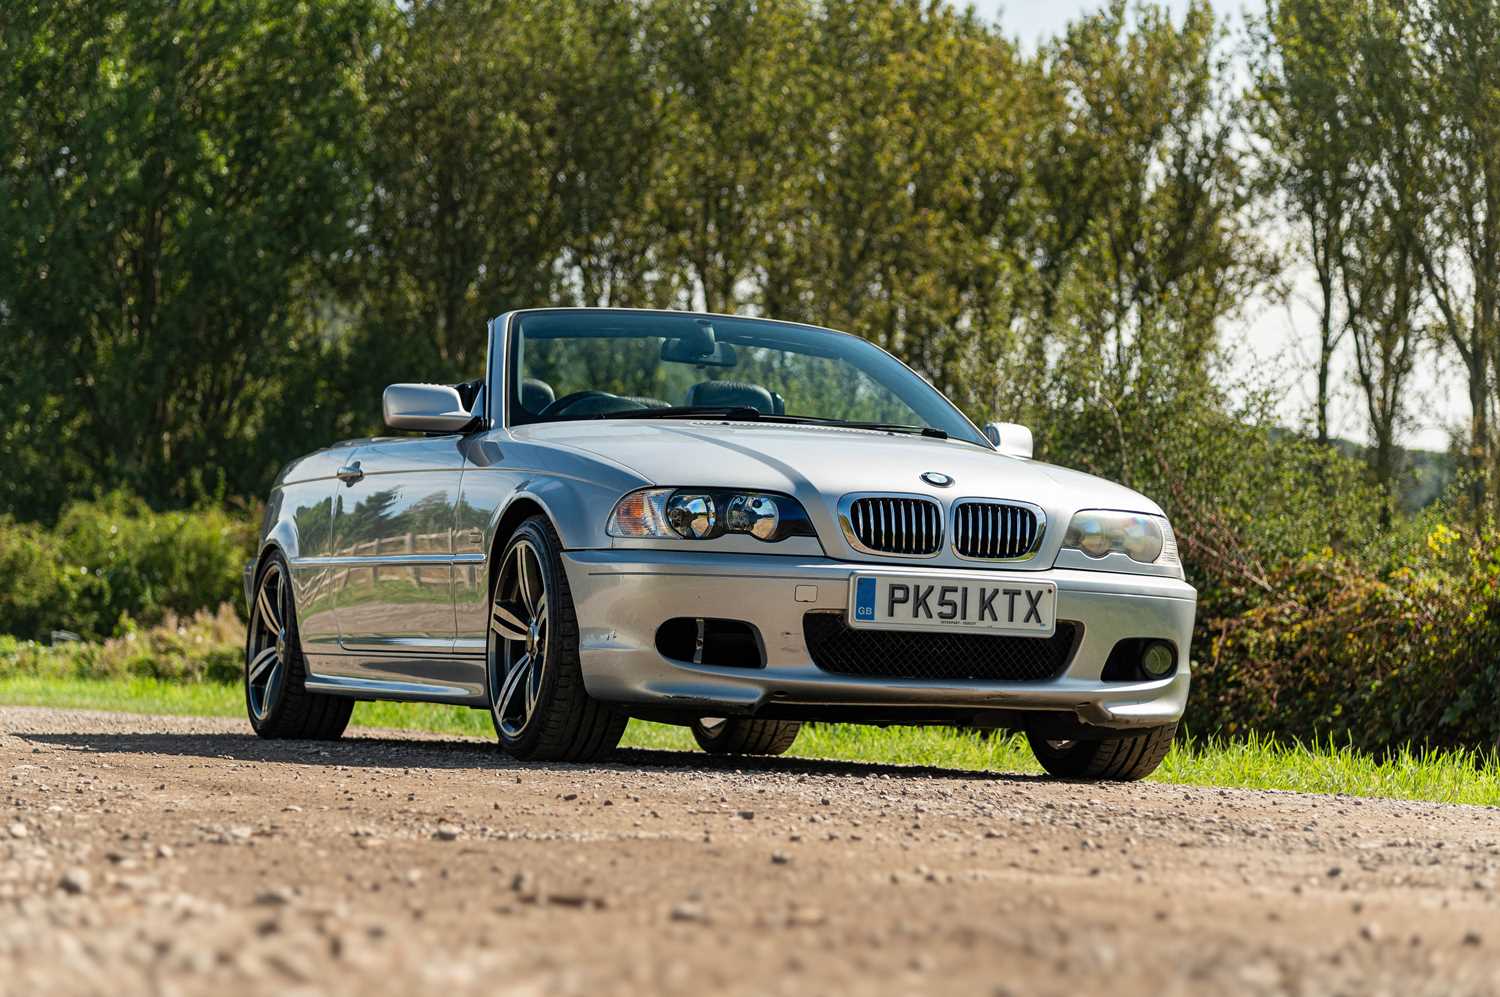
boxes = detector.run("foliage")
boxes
[0,519,86,644]
[1197,520,1500,752]
[0,495,254,641]
[0,0,388,519]
[6,0,1500,755]
[0,604,245,684]
[1254,0,1430,507]
[0,0,1266,517]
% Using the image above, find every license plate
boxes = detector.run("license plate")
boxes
[847,573,1056,636]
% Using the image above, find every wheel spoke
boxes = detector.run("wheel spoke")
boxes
[516,560,533,615]
[525,651,542,717]
[248,645,278,684]
[518,545,543,615]
[257,585,280,634]
[261,664,283,718]
[506,544,527,611]
[490,601,529,642]
[497,653,529,719]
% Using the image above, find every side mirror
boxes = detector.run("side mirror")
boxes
[382,383,473,433]
[983,421,1033,459]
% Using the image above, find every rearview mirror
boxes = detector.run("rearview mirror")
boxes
[660,338,738,367]
[383,383,473,433]
[983,421,1033,459]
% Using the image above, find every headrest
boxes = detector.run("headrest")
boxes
[686,380,776,414]
[521,377,555,413]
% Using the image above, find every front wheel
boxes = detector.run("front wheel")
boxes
[691,717,801,756]
[245,553,352,739]
[487,516,627,761]
[1026,723,1176,781]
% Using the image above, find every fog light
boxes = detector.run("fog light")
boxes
[1140,641,1175,679]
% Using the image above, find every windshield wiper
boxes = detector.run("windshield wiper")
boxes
[591,405,763,421]
[753,414,948,439]
[593,406,949,438]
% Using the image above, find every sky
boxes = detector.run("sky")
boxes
[958,0,1460,452]
[970,0,1223,45]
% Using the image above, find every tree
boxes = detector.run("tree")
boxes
[0,0,383,516]
[1413,0,1500,513]
[1027,2,1270,490]
[1342,1,1428,514]
[653,0,820,314]
[356,1,564,385]
[546,1,680,309]
[1255,0,1429,508]
[1252,0,1364,451]
[763,0,1031,417]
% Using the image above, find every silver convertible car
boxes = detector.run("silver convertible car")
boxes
[245,308,1195,780]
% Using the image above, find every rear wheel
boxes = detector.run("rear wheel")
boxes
[245,553,352,739]
[691,717,801,756]
[1026,723,1176,781]
[487,516,627,761]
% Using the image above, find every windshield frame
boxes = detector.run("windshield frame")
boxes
[501,308,993,448]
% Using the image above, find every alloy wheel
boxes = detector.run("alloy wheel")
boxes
[489,539,549,739]
[247,562,290,722]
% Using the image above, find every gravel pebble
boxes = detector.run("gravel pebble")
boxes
[4,705,1499,996]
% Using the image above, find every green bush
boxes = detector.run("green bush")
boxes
[1193,520,1500,752]
[0,520,87,640]
[0,605,246,684]
[0,493,255,640]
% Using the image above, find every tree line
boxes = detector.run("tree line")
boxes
[0,0,1493,532]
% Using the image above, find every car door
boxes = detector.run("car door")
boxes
[330,435,466,654]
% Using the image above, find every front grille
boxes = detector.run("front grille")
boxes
[953,501,1040,560]
[845,496,942,556]
[803,612,1078,682]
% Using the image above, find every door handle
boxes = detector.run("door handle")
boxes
[336,462,364,484]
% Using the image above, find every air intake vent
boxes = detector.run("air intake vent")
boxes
[803,612,1078,681]
[844,496,943,556]
[953,501,1042,560]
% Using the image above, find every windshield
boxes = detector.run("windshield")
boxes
[507,310,988,446]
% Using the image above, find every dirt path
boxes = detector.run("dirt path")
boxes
[2,707,1499,996]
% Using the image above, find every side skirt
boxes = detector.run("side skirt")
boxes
[303,656,489,707]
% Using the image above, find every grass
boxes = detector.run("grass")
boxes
[4,675,1500,806]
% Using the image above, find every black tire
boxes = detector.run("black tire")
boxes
[245,552,353,740]
[1026,723,1176,781]
[691,717,801,756]
[487,516,627,762]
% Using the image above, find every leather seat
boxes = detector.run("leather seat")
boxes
[557,394,653,417]
[686,380,782,415]
[521,377,555,414]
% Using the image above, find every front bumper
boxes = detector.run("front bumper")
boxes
[563,550,1195,732]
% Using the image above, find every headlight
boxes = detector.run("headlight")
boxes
[1062,510,1179,568]
[666,493,716,538]
[725,493,779,540]
[608,488,814,542]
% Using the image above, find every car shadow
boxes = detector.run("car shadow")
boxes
[13,728,1043,784]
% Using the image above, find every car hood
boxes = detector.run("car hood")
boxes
[511,420,1163,518]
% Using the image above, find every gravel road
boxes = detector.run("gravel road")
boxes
[3,706,1499,996]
